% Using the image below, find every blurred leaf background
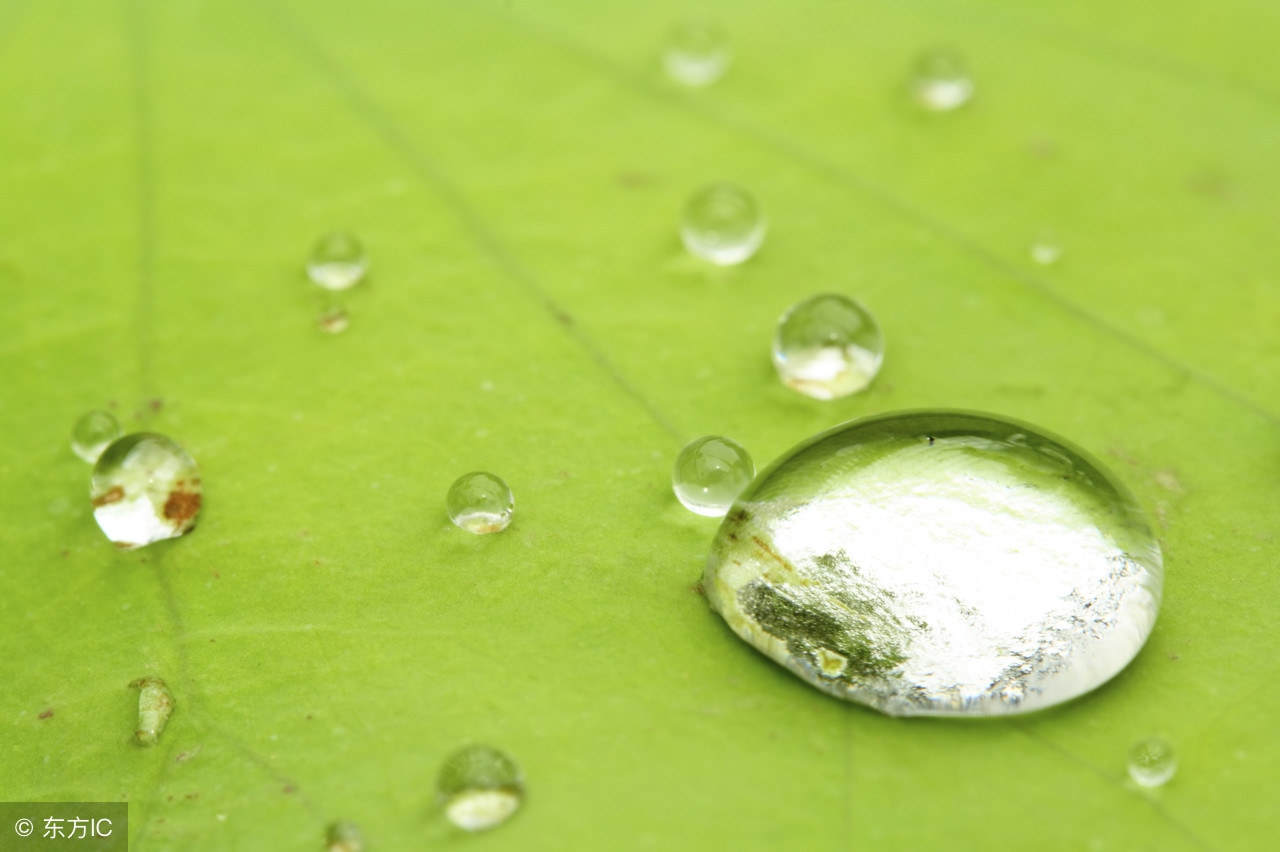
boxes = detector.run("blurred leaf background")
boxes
[2,0,1277,848]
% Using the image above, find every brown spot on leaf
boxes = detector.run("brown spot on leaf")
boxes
[163,490,201,524]
[282,784,296,795]
[175,746,202,763]
[38,708,53,720]
[148,398,164,413]
[691,582,705,597]
[92,486,125,508]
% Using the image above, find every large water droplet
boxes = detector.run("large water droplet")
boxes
[910,50,973,112]
[672,435,755,517]
[704,411,1162,717]
[70,410,122,463]
[773,294,884,399]
[663,19,730,86]
[307,232,368,291]
[680,183,766,266]
[1128,737,1177,787]
[437,745,524,832]
[446,472,514,534]
[91,434,202,550]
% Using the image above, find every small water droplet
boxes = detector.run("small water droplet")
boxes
[910,49,973,112]
[773,294,884,399]
[130,677,174,747]
[672,436,755,517]
[663,19,730,86]
[1128,737,1177,787]
[317,308,350,334]
[71,410,122,463]
[704,411,1163,716]
[1030,232,1062,266]
[680,183,765,265]
[437,745,524,832]
[307,232,368,291]
[446,472,514,534]
[325,820,365,852]
[91,433,202,550]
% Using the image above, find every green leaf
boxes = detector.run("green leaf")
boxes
[3,0,1275,848]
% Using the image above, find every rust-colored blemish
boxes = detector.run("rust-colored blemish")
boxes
[92,486,125,508]
[163,490,201,524]
[282,784,296,794]
[113,541,135,550]
[38,708,53,720]
[751,535,791,573]
[691,582,705,597]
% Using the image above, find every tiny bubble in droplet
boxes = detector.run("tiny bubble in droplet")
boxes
[306,232,368,291]
[1128,737,1177,787]
[663,19,730,86]
[773,294,884,399]
[672,435,755,517]
[437,744,524,832]
[71,410,122,463]
[680,183,766,265]
[446,472,514,534]
[910,49,973,111]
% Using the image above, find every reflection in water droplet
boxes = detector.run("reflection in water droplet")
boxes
[71,410,122,463]
[672,436,755,517]
[91,433,202,550]
[437,745,524,832]
[910,50,973,112]
[1128,737,1177,787]
[773,294,884,399]
[663,19,730,86]
[1030,232,1062,266]
[325,820,365,852]
[317,308,350,334]
[130,676,174,747]
[704,411,1162,717]
[447,472,514,534]
[307,232,368,291]
[680,183,765,265]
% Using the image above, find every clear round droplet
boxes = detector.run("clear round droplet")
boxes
[325,820,365,852]
[1030,232,1062,266]
[672,435,755,518]
[91,433,202,551]
[773,294,884,399]
[680,183,765,265]
[437,745,524,832]
[306,231,368,291]
[70,410,122,463]
[317,308,350,334]
[446,472,514,534]
[663,19,731,87]
[704,411,1163,717]
[1128,737,1177,788]
[910,50,973,112]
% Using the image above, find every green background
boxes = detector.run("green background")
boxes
[2,0,1277,848]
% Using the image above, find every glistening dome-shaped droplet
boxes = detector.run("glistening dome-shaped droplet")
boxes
[773,294,884,399]
[436,745,524,832]
[1128,737,1177,787]
[704,411,1162,717]
[91,433,202,550]
[672,435,755,517]
[910,49,973,112]
[71,410,122,463]
[446,472,514,534]
[680,183,765,266]
[307,231,368,291]
[663,19,731,87]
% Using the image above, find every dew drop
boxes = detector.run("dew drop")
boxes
[663,19,730,86]
[436,745,524,832]
[680,183,765,265]
[704,411,1163,717]
[91,433,202,550]
[70,410,122,463]
[672,435,755,517]
[1128,737,1177,787]
[910,49,973,112]
[325,820,365,852]
[317,308,350,334]
[130,677,174,747]
[307,232,368,291]
[446,472,514,534]
[773,294,884,399]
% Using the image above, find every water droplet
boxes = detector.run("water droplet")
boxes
[672,436,755,517]
[307,232,368,291]
[130,676,174,747]
[70,410,122,463]
[703,411,1163,716]
[317,308,350,334]
[680,183,765,265]
[1030,231,1062,266]
[91,433,202,550]
[436,744,524,832]
[1128,737,1177,787]
[910,50,973,112]
[325,820,365,852]
[773,294,884,399]
[446,472,514,534]
[663,19,730,86]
